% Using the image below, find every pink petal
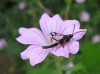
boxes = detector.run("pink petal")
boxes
[65,40,79,54]
[18,27,28,35]
[39,13,63,43]
[50,46,69,58]
[39,13,51,43]
[21,45,50,66]
[57,20,80,35]
[73,29,87,40]
[51,14,63,32]
[16,28,47,46]
[18,27,43,36]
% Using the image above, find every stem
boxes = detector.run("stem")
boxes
[65,4,70,20]
[55,56,63,74]
[51,54,63,74]
[37,1,54,16]
[64,0,72,20]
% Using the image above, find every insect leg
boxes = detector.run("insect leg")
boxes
[74,31,85,35]
[55,44,62,51]
[66,42,70,51]
[52,37,59,41]
[71,38,75,41]
[55,40,67,51]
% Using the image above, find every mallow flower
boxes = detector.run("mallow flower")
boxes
[80,11,90,22]
[16,13,86,66]
[0,39,7,49]
[92,35,100,43]
[75,0,85,3]
[65,62,74,74]
[18,2,26,10]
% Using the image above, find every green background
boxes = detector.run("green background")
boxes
[0,0,100,74]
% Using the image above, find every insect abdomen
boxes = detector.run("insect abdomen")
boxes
[42,42,58,49]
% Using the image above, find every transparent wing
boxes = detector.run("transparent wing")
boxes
[50,32,64,41]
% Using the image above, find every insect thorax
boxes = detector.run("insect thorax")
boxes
[64,34,73,41]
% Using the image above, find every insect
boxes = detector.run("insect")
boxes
[42,24,85,50]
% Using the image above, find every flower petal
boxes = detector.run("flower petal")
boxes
[50,46,69,58]
[51,14,63,32]
[18,27,28,35]
[39,13,51,44]
[73,29,87,40]
[16,28,47,46]
[39,13,63,43]
[65,40,79,54]
[21,45,50,66]
[57,20,80,35]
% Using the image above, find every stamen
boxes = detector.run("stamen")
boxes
[50,37,53,43]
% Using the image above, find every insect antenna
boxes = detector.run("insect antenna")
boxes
[68,43,70,51]
[72,24,85,36]
[73,31,85,35]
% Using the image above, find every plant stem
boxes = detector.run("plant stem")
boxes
[55,56,62,74]
[37,1,54,16]
[64,0,72,20]
[65,4,70,20]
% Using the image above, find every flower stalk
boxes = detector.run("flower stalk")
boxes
[37,0,54,16]
[55,56,62,74]
[64,0,72,19]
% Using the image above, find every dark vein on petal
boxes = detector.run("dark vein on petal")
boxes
[41,19,50,44]
[61,24,73,34]
[34,50,45,63]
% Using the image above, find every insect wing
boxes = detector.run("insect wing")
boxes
[51,32,64,41]
[52,35,63,41]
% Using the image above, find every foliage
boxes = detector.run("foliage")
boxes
[0,0,100,74]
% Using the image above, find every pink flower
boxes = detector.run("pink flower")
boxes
[92,35,100,43]
[18,2,26,10]
[80,11,90,22]
[66,62,74,68]
[75,0,85,3]
[65,62,74,74]
[66,72,71,74]
[0,39,7,49]
[16,13,86,66]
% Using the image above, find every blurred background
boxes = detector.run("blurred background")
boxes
[0,0,100,74]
